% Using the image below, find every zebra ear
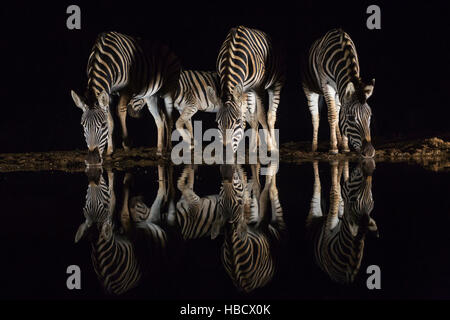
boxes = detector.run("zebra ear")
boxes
[75,221,89,243]
[344,82,356,101]
[206,86,220,106]
[100,221,113,239]
[211,219,222,240]
[364,79,375,100]
[98,91,110,111]
[71,90,86,112]
[368,217,379,238]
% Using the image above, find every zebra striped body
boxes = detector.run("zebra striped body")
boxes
[175,165,223,239]
[71,31,181,164]
[215,26,285,153]
[302,29,375,157]
[75,171,143,295]
[128,70,222,145]
[218,165,285,293]
[306,160,377,284]
[177,190,222,240]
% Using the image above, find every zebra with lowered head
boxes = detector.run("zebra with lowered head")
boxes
[213,25,285,153]
[71,31,181,165]
[302,28,375,157]
[216,164,286,293]
[75,170,143,295]
[306,159,378,284]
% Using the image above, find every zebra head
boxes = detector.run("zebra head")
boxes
[218,165,248,239]
[211,84,247,153]
[71,90,110,166]
[340,79,376,158]
[342,159,377,239]
[75,169,113,243]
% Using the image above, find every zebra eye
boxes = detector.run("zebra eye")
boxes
[348,115,356,122]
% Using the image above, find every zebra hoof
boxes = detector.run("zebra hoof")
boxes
[342,148,351,154]
[328,149,339,155]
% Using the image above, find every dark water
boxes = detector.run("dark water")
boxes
[0,161,449,300]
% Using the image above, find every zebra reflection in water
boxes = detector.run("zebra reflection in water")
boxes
[75,167,175,295]
[215,164,286,293]
[306,159,378,284]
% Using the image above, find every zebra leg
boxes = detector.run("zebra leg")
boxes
[146,96,165,156]
[326,160,341,231]
[185,119,194,144]
[106,107,115,156]
[306,160,322,226]
[334,93,343,147]
[176,105,198,149]
[267,82,282,151]
[343,160,349,182]
[253,92,273,152]
[245,92,259,153]
[106,169,116,215]
[117,93,131,151]
[177,165,193,192]
[149,165,167,224]
[303,87,320,152]
[269,172,285,233]
[322,84,339,154]
[119,173,132,233]
[335,94,350,153]
[163,95,175,151]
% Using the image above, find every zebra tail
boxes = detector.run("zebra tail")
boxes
[127,103,144,119]
[318,95,325,115]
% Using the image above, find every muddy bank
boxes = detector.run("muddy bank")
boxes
[0,137,448,173]
[281,137,450,172]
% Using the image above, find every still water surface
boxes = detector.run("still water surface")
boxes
[0,161,448,300]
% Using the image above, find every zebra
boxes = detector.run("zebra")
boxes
[306,159,378,284]
[130,165,223,240]
[71,31,181,165]
[128,70,223,147]
[216,164,286,293]
[175,165,223,239]
[75,169,143,295]
[75,168,176,295]
[213,26,285,153]
[302,28,375,157]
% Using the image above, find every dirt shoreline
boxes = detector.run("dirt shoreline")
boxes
[0,137,448,173]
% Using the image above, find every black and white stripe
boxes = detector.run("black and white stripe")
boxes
[71,31,181,163]
[128,70,222,145]
[306,160,377,284]
[215,26,285,153]
[174,165,223,239]
[302,28,375,157]
[75,171,142,295]
[218,165,285,293]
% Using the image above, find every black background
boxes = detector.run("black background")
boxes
[1,1,449,153]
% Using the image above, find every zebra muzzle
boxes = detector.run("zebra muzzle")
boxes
[85,147,102,166]
[361,139,375,158]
